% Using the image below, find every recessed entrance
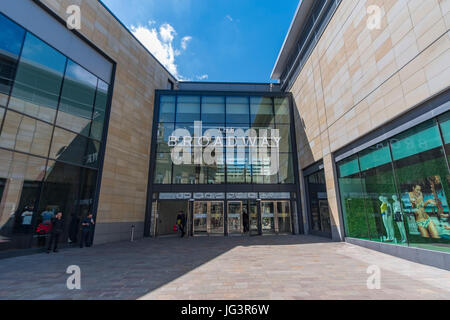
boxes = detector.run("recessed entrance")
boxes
[151,194,296,237]
[193,201,224,236]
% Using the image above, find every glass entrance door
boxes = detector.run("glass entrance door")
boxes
[249,200,259,235]
[193,201,224,235]
[277,201,292,234]
[209,201,224,234]
[261,201,292,234]
[193,201,208,235]
[227,201,243,234]
[261,201,276,234]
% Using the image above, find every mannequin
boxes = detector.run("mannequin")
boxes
[392,195,407,243]
[379,196,394,241]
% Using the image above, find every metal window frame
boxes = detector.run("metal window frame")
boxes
[0,8,117,253]
[144,89,303,237]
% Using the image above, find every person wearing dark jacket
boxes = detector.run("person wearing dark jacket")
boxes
[47,212,63,253]
[80,213,95,248]
[176,211,186,238]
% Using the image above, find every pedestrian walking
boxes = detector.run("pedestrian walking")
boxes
[176,211,186,238]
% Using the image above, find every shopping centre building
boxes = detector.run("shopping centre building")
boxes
[0,0,449,267]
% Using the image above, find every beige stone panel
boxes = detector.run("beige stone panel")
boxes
[404,82,431,110]
[323,153,342,240]
[393,29,420,68]
[401,68,428,96]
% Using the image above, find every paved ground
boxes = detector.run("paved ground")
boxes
[0,235,449,300]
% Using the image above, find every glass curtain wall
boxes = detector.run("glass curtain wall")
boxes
[337,113,450,253]
[153,93,295,185]
[0,13,110,252]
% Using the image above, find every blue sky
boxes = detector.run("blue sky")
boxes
[101,0,299,83]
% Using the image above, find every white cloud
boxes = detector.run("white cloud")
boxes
[130,22,192,79]
[159,23,176,42]
[225,15,233,22]
[181,36,192,50]
[196,74,208,80]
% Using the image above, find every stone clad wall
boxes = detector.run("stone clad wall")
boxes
[38,0,176,243]
[291,0,450,239]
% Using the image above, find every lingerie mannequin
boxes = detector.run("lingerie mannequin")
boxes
[392,195,407,243]
[379,196,394,241]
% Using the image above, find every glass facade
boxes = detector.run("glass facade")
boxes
[149,92,299,237]
[337,113,450,253]
[0,13,110,252]
[153,93,295,185]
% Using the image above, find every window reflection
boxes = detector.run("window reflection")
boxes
[91,80,108,141]
[0,150,47,249]
[0,110,53,157]
[202,96,225,124]
[226,96,249,124]
[0,15,110,253]
[159,95,175,122]
[154,153,172,184]
[274,98,290,124]
[0,13,25,106]
[176,95,200,123]
[250,97,274,126]
[57,60,97,135]
[9,33,66,123]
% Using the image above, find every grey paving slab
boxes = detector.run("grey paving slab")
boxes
[0,235,448,300]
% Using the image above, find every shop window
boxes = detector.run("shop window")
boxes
[9,33,66,124]
[391,120,450,252]
[438,112,450,164]
[359,144,407,244]
[337,155,370,239]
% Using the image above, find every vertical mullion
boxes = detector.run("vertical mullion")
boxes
[387,138,410,246]
[356,155,372,240]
